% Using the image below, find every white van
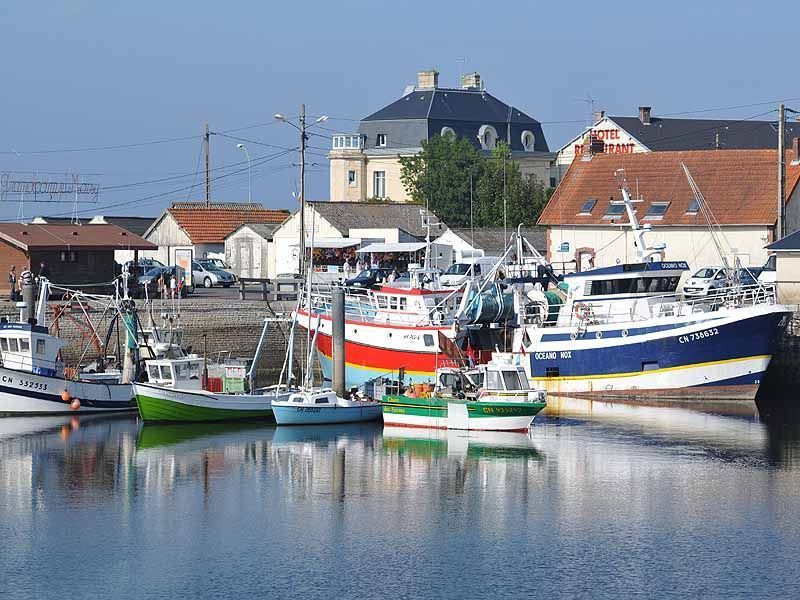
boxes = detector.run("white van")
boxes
[440,257,500,287]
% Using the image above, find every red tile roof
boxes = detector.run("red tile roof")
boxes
[0,223,156,251]
[167,202,289,244]
[539,149,800,227]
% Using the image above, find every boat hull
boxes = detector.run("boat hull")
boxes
[0,365,135,415]
[381,396,546,432]
[524,303,790,401]
[272,403,382,426]
[134,383,280,423]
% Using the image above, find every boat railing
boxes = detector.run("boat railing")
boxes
[560,283,777,328]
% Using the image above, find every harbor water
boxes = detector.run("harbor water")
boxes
[2,397,799,599]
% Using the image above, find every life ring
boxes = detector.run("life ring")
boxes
[573,303,591,321]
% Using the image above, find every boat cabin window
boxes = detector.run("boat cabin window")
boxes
[501,369,530,391]
[159,365,173,380]
[399,297,407,310]
[486,370,503,390]
[19,339,30,352]
[315,397,329,404]
[8,338,18,352]
[0,338,7,352]
[148,365,160,380]
[587,276,679,296]
[174,362,189,380]
[188,362,201,379]
[423,334,434,347]
[389,296,398,310]
[36,339,45,354]
[377,295,388,309]
[293,396,304,403]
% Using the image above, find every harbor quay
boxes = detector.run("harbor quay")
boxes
[3,296,798,403]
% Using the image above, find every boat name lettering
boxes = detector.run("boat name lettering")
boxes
[678,327,719,344]
[482,407,521,414]
[533,351,572,360]
[296,407,322,413]
[1,374,48,390]
[402,333,421,341]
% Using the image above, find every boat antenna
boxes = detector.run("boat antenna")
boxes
[614,168,665,262]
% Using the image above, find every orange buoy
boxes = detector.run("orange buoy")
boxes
[70,399,81,411]
[61,390,71,403]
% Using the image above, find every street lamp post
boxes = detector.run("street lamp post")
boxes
[236,143,252,203]
[275,106,328,275]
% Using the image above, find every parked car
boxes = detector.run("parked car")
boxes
[344,268,392,291]
[197,258,237,281]
[439,257,499,287]
[138,266,193,297]
[682,267,732,297]
[192,261,235,288]
[758,254,776,284]
[119,257,165,275]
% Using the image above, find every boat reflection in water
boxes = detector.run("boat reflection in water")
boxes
[2,399,800,599]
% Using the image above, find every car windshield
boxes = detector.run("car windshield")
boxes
[445,264,471,275]
[144,267,162,276]
[693,268,717,279]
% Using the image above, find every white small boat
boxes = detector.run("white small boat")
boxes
[271,388,382,426]
[134,355,291,422]
[0,280,135,415]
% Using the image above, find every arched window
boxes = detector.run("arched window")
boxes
[477,125,497,150]
[440,126,456,139]
[521,130,536,151]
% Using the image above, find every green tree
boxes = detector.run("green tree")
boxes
[474,142,550,228]
[399,134,483,227]
[400,136,552,228]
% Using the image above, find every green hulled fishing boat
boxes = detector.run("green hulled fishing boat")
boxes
[381,354,546,432]
[134,357,288,422]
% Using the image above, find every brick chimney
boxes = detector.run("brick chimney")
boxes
[461,72,482,90]
[639,106,652,125]
[417,69,439,90]
[792,136,800,164]
[594,110,605,123]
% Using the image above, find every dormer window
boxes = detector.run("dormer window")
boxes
[521,130,536,151]
[686,197,702,214]
[602,204,626,219]
[478,125,498,150]
[376,133,387,147]
[440,126,456,139]
[578,199,597,215]
[644,202,670,220]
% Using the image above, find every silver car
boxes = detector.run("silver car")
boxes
[682,267,731,298]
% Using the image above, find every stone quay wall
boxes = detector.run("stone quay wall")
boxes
[0,298,311,386]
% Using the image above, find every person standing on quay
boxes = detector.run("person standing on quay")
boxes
[7,266,17,301]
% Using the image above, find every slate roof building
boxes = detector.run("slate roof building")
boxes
[270,201,447,277]
[553,106,800,183]
[538,147,800,271]
[143,202,289,265]
[329,69,555,203]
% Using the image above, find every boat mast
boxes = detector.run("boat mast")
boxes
[614,169,664,262]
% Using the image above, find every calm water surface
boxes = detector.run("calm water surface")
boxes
[2,397,800,599]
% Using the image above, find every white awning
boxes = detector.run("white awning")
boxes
[357,242,427,254]
[291,238,361,249]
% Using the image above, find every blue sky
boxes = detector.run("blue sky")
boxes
[0,0,797,220]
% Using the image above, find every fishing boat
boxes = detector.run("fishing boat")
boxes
[512,167,791,400]
[271,388,382,425]
[0,279,136,415]
[133,355,289,422]
[380,354,546,432]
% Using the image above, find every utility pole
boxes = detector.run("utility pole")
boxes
[778,104,786,241]
[299,104,307,274]
[205,122,211,207]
